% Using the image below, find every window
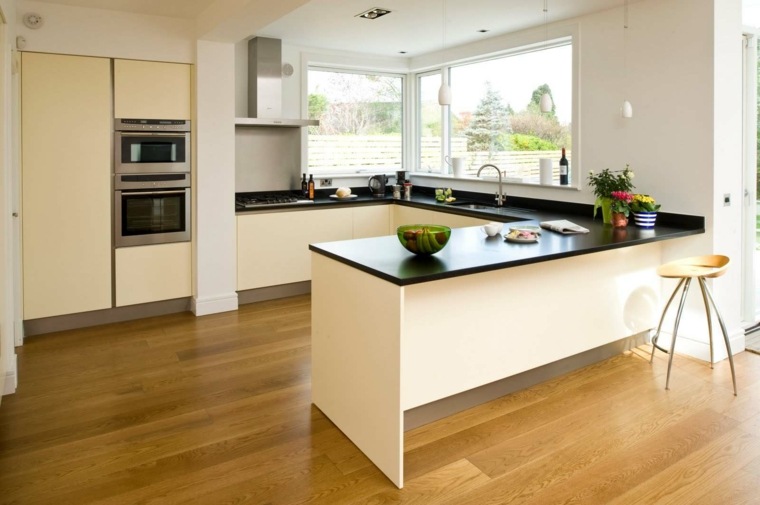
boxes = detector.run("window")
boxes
[308,68,404,174]
[418,40,573,185]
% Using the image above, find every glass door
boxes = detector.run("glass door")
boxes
[742,31,759,332]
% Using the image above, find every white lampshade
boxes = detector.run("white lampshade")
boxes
[438,83,452,106]
[622,99,633,118]
[539,92,553,113]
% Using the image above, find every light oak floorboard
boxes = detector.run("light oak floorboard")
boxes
[1,294,758,504]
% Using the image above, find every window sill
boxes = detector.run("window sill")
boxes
[410,172,580,190]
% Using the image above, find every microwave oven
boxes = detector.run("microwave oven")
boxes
[114,118,190,174]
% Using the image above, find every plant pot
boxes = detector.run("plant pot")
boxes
[611,211,628,228]
[595,197,614,224]
[632,211,657,228]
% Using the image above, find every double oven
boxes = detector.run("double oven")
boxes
[113,119,191,247]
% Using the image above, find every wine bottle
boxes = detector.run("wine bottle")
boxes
[559,147,569,185]
[301,173,308,197]
[308,174,315,200]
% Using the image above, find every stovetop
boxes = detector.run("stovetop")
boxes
[235,191,314,208]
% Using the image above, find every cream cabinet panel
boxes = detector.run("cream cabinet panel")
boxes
[22,53,112,320]
[353,205,390,239]
[115,243,191,307]
[114,59,191,119]
[390,206,434,232]
[237,209,353,290]
[429,210,487,229]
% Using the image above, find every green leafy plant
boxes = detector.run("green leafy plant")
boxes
[630,194,661,212]
[587,165,635,218]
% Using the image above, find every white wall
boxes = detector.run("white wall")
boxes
[15,0,194,63]
[0,0,17,396]
[193,40,238,316]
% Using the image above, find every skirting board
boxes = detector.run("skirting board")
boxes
[3,356,17,395]
[191,293,239,316]
[403,331,650,431]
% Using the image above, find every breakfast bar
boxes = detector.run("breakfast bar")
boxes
[309,215,703,488]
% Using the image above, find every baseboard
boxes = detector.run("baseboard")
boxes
[653,326,746,361]
[403,331,649,431]
[191,292,239,316]
[3,354,17,395]
[24,298,192,336]
[238,282,311,305]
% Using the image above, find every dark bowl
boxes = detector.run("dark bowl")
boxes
[396,224,451,255]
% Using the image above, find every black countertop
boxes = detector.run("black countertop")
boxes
[298,187,703,286]
[235,186,704,286]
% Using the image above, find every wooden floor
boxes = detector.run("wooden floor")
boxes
[1,294,759,504]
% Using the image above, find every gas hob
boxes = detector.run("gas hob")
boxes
[235,191,314,208]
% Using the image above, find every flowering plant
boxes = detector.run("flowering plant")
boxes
[610,191,633,217]
[630,194,661,212]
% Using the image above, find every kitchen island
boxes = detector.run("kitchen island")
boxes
[309,215,703,488]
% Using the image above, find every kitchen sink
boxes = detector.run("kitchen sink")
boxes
[449,201,535,213]
[448,201,498,210]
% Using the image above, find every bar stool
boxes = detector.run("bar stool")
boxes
[649,255,737,395]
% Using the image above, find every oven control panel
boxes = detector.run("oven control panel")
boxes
[115,118,190,132]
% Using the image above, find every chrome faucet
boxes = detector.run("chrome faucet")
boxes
[477,164,505,207]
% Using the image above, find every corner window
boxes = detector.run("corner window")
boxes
[308,68,404,174]
[418,39,573,184]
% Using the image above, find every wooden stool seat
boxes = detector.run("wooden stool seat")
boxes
[657,255,730,279]
[650,255,736,395]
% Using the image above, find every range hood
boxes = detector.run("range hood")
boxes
[235,37,318,128]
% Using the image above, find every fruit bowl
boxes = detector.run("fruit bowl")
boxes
[396,225,451,255]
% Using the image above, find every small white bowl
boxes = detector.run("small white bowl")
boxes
[482,222,503,237]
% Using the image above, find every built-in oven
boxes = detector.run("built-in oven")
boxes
[114,118,190,174]
[114,172,191,247]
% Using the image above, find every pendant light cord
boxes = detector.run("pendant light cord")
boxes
[544,0,548,43]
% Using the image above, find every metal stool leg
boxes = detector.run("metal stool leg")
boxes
[697,277,714,369]
[650,278,687,364]
[665,278,692,391]
[698,277,737,396]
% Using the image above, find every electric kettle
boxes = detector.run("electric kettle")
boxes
[368,175,387,197]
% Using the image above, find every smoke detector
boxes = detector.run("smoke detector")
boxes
[23,12,44,29]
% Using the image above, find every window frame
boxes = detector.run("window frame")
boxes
[305,65,407,176]
[411,25,580,188]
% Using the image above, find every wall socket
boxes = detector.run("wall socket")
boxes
[723,193,731,206]
[320,179,332,187]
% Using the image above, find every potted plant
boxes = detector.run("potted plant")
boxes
[587,166,635,224]
[609,191,633,227]
[630,194,661,228]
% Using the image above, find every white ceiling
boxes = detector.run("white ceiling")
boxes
[27,0,760,56]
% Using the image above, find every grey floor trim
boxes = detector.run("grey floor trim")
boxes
[237,282,311,305]
[23,298,192,336]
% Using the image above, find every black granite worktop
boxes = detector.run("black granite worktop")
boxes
[305,187,704,286]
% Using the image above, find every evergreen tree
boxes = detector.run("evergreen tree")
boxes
[463,82,511,152]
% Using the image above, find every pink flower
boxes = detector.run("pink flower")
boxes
[610,191,633,203]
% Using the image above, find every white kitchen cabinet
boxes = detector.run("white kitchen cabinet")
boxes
[22,53,112,320]
[430,210,488,229]
[115,243,191,307]
[353,205,390,239]
[237,208,354,290]
[114,59,191,119]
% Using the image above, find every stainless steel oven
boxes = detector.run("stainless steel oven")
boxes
[114,172,191,247]
[114,119,190,173]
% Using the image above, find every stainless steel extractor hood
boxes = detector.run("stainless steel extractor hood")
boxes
[235,37,318,128]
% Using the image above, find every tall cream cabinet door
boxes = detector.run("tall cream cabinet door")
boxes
[21,53,112,320]
[113,59,191,119]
